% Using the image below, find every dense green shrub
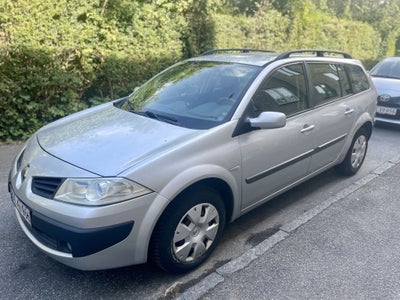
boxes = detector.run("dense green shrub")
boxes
[0,0,397,142]
[0,0,185,141]
[213,7,289,50]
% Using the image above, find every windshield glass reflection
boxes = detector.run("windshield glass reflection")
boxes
[121,61,260,129]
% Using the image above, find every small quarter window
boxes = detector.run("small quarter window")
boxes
[345,64,370,93]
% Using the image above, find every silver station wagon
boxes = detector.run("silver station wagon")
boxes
[8,49,377,273]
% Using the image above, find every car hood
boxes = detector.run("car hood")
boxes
[371,77,400,96]
[37,104,199,176]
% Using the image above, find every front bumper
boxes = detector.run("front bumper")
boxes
[8,137,168,270]
[10,191,163,271]
[374,115,400,125]
[11,189,134,257]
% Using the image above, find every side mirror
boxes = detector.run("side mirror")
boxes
[248,111,286,129]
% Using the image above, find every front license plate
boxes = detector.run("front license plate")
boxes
[10,188,32,226]
[377,106,397,116]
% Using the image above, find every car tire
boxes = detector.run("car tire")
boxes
[149,185,226,273]
[335,128,368,176]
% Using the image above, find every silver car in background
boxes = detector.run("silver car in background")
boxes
[8,49,376,273]
[370,56,400,125]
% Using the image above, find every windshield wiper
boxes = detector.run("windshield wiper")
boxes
[136,110,180,125]
[371,74,400,79]
[123,99,136,112]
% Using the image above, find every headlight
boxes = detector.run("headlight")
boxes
[54,177,152,206]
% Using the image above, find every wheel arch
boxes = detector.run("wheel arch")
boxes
[147,177,234,272]
[335,119,371,176]
[148,177,236,243]
[360,120,373,140]
[172,178,235,223]
[337,113,373,165]
[139,165,239,263]
[156,164,239,223]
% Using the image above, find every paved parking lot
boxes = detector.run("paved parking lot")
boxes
[182,154,400,299]
[2,125,400,299]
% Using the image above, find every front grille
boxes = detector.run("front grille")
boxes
[31,177,64,199]
[377,96,400,107]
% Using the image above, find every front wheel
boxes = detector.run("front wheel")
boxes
[335,128,368,176]
[149,186,226,273]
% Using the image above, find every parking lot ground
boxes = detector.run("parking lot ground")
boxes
[2,127,400,299]
[180,154,400,299]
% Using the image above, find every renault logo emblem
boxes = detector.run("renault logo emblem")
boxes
[380,94,391,102]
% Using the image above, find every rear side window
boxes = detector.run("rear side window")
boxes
[345,64,370,93]
[308,63,342,106]
[251,63,308,117]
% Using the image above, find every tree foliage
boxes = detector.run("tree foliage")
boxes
[0,0,399,141]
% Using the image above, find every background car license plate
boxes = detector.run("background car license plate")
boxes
[377,106,397,115]
[10,188,32,226]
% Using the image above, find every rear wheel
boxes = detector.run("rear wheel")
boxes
[149,186,226,273]
[335,128,368,176]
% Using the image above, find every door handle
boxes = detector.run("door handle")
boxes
[301,124,315,133]
[344,108,355,115]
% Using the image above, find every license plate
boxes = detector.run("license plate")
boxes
[377,106,397,116]
[10,188,32,226]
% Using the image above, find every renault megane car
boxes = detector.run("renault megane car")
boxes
[370,56,400,125]
[8,49,377,273]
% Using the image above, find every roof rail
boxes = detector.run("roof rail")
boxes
[200,48,276,56]
[275,49,352,60]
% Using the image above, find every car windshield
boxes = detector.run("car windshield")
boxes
[370,58,400,80]
[120,61,260,129]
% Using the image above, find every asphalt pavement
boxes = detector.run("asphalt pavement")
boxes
[0,144,22,204]
[180,154,400,299]
[2,142,400,299]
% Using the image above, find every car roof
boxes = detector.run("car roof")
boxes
[192,52,278,67]
[383,56,400,60]
[190,49,353,67]
[380,56,400,63]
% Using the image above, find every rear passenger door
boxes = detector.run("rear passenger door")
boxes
[306,62,358,173]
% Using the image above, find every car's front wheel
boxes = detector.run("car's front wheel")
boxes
[335,127,368,176]
[149,186,226,273]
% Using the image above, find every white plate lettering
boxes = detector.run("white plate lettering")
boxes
[10,188,32,226]
[377,106,397,116]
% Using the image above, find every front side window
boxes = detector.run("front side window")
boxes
[251,63,308,117]
[121,61,260,129]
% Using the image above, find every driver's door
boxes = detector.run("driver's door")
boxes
[239,63,315,211]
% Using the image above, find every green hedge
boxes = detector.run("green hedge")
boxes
[0,0,390,142]
[0,0,185,141]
